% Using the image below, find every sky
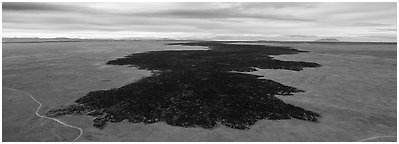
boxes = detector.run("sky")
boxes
[2,2,397,42]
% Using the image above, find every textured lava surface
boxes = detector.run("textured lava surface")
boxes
[47,41,321,130]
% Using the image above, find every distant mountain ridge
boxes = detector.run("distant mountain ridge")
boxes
[314,38,340,42]
[2,37,80,43]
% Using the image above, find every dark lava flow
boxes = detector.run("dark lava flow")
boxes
[46,41,321,130]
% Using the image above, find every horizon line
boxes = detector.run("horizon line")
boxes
[2,37,397,43]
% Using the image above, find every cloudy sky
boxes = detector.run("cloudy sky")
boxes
[2,2,397,41]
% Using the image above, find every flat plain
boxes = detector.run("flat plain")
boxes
[2,40,396,141]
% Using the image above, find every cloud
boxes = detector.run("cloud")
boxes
[3,2,61,11]
[3,2,312,21]
[375,28,397,32]
[136,8,311,21]
[2,2,397,42]
[238,2,320,9]
[284,35,317,38]
[2,2,87,12]
[341,22,394,27]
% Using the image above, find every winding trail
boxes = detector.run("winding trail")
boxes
[3,87,84,142]
[4,87,396,142]
[356,135,397,142]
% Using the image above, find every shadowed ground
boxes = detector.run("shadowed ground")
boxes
[46,41,321,130]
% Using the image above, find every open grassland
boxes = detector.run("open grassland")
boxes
[2,41,396,141]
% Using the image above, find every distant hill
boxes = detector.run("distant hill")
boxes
[2,37,121,43]
[2,37,81,43]
[2,37,185,43]
[314,38,340,42]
